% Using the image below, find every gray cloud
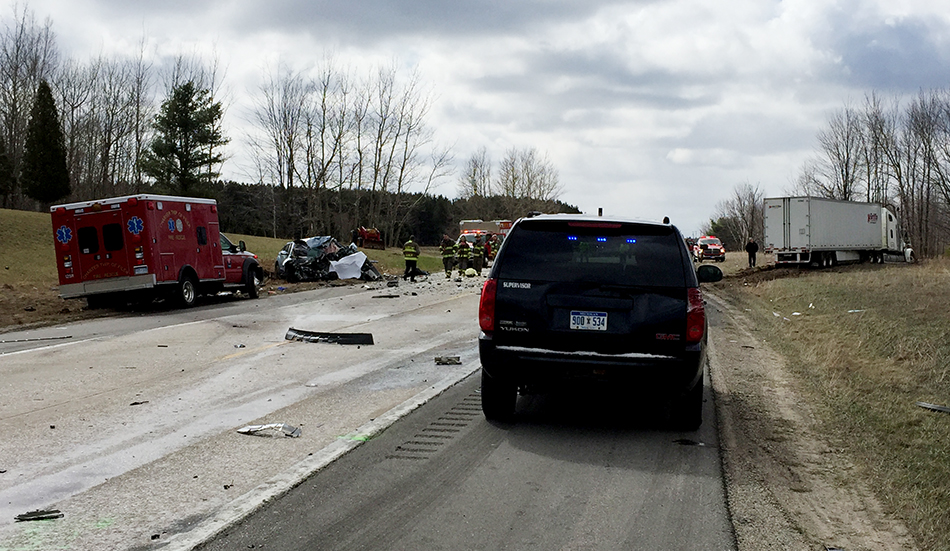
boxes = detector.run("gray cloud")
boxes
[22,0,950,232]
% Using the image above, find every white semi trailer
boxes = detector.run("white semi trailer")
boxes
[764,196,913,266]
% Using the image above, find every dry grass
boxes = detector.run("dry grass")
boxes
[720,259,950,550]
[0,208,58,286]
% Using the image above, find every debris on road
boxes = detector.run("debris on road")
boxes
[285,327,375,345]
[237,423,302,438]
[372,294,400,299]
[434,356,461,365]
[916,401,950,414]
[129,400,149,406]
[15,509,64,522]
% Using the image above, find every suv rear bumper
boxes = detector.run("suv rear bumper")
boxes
[479,336,704,393]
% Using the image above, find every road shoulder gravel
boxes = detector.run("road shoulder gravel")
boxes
[706,290,918,551]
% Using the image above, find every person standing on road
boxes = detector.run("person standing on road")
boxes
[403,235,420,282]
[745,237,759,268]
[439,234,456,277]
[472,235,485,275]
[457,238,471,276]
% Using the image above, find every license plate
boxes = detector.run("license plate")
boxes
[570,311,607,331]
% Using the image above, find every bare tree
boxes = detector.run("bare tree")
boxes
[0,4,57,207]
[458,146,492,198]
[496,146,562,218]
[249,62,308,190]
[814,103,864,200]
[712,182,764,249]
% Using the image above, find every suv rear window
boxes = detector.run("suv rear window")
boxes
[495,219,689,287]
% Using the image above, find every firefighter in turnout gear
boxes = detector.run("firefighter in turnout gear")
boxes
[403,236,420,282]
[472,235,485,275]
[439,234,456,277]
[457,239,471,276]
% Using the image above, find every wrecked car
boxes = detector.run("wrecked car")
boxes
[275,236,382,282]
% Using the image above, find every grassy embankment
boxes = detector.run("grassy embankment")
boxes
[714,259,950,550]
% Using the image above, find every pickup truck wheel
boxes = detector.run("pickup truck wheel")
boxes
[245,267,260,299]
[670,379,703,431]
[481,369,517,422]
[177,275,198,307]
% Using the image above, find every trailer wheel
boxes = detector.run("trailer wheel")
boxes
[177,274,198,307]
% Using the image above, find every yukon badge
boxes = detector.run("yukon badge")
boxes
[498,320,529,332]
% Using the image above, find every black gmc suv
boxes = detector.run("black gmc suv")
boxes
[477,214,722,429]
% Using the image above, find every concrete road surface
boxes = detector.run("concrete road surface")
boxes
[0,278,483,550]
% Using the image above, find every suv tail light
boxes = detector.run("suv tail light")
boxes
[686,287,705,343]
[479,278,497,332]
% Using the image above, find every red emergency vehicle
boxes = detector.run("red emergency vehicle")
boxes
[50,194,263,307]
[693,235,726,262]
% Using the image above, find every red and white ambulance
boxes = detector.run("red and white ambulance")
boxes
[50,194,263,307]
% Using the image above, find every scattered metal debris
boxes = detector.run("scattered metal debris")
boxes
[16,509,64,522]
[237,423,301,438]
[286,327,374,345]
[387,280,399,287]
[372,294,400,299]
[434,356,461,365]
[129,401,149,406]
[234,344,246,348]
[916,401,950,414]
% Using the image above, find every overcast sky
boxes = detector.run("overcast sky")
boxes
[23,0,950,234]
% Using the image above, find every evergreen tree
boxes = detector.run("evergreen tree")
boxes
[0,136,15,208]
[22,80,70,205]
[141,81,227,197]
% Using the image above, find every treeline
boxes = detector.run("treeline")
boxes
[213,181,579,246]
[0,6,574,247]
[796,91,950,257]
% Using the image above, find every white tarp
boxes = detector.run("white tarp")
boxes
[329,251,367,279]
